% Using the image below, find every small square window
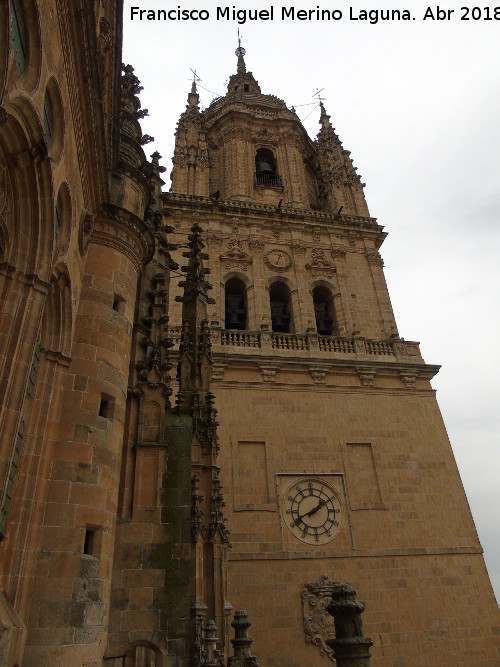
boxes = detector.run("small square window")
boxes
[83,525,102,557]
[83,529,95,555]
[112,294,125,313]
[99,393,115,419]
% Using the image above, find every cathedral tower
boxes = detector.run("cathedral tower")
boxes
[165,48,500,665]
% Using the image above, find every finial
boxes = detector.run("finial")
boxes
[313,89,331,129]
[190,68,201,93]
[235,29,247,74]
[187,69,201,107]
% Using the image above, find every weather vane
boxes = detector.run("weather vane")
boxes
[190,68,201,85]
[236,28,246,57]
[312,88,326,104]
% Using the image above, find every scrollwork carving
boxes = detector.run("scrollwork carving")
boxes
[301,575,336,662]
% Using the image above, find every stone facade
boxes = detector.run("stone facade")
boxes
[0,3,499,667]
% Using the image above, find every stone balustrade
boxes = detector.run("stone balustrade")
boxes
[167,326,423,362]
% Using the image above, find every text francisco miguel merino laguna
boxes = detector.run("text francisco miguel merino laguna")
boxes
[130,6,451,24]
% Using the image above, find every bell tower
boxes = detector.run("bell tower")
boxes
[165,48,500,666]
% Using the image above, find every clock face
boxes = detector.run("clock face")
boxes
[281,477,343,545]
[264,249,293,272]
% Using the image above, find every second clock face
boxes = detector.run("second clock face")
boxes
[282,477,343,545]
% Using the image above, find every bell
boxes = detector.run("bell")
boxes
[270,301,290,332]
[225,294,246,329]
[256,160,274,174]
[314,303,333,335]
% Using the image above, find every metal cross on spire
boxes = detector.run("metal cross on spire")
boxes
[190,68,201,85]
[312,88,327,105]
[237,28,244,52]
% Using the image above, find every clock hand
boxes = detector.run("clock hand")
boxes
[305,498,326,517]
[294,499,326,523]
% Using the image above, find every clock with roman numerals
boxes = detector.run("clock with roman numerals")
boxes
[281,477,343,545]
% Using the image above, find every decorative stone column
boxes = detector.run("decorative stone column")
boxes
[325,583,373,667]
[228,610,259,666]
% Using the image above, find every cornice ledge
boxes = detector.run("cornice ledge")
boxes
[162,192,380,229]
[93,203,155,270]
[210,350,440,379]
[115,158,150,197]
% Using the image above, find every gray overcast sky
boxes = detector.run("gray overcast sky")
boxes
[122,0,500,601]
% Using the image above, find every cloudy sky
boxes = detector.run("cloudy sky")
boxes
[122,0,500,600]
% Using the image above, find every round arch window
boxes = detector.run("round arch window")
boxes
[43,78,64,160]
[225,277,247,330]
[9,0,41,92]
[312,286,337,336]
[270,281,292,333]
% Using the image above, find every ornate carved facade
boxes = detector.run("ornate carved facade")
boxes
[0,3,499,667]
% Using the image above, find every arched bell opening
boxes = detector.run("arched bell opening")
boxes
[269,281,293,333]
[255,147,281,187]
[312,285,337,336]
[224,277,247,330]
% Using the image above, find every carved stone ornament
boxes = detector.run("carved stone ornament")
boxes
[258,364,279,383]
[301,575,336,662]
[211,364,226,381]
[290,240,306,254]
[99,16,112,52]
[356,366,375,387]
[263,249,293,273]
[248,237,265,250]
[365,250,384,267]
[78,210,95,255]
[205,233,222,246]
[331,246,347,259]
[345,232,357,248]
[305,248,336,278]
[400,374,416,389]
[271,222,281,238]
[220,239,252,271]
[404,343,420,357]
[310,367,328,385]
[312,227,322,242]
